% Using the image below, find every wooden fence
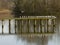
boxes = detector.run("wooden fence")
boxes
[0,16,56,35]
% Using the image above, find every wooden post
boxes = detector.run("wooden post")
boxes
[2,20,3,34]
[27,19,29,33]
[47,19,48,33]
[52,19,55,32]
[34,19,36,33]
[15,19,16,34]
[40,19,42,33]
[9,19,11,34]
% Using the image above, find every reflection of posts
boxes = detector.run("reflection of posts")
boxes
[41,36,48,45]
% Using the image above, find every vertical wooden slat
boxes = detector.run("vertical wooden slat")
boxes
[20,19,22,33]
[54,19,56,32]
[15,19,16,34]
[29,19,30,33]
[20,16,22,34]
[27,19,29,33]
[17,20,20,34]
[35,19,37,33]
[52,19,55,32]
[53,19,54,32]
[44,19,47,33]
[47,19,48,33]
[34,19,36,33]
[21,16,23,34]
[9,19,11,34]
[42,19,45,33]
[2,20,3,34]
[39,19,40,33]
[21,19,23,34]
[44,19,45,33]
[40,19,42,33]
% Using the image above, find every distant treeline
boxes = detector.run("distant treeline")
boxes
[0,0,60,15]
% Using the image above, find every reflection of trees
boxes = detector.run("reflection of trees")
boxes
[17,35,53,45]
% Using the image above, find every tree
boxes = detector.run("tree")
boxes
[12,0,22,18]
[12,0,22,34]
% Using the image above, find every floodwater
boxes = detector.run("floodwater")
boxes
[0,17,60,45]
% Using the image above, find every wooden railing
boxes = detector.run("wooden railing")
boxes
[0,16,56,35]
